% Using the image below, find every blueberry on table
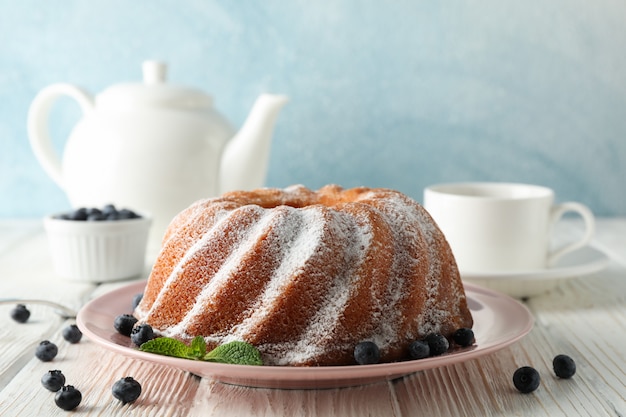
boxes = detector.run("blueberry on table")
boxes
[354,341,380,365]
[553,354,576,379]
[425,333,449,356]
[513,366,541,393]
[41,370,66,392]
[55,385,82,410]
[62,324,83,344]
[114,314,138,336]
[35,340,58,362]
[131,324,155,347]
[10,304,30,323]
[112,376,142,404]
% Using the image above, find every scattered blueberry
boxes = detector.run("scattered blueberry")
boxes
[131,293,144,310]
[54,204,141,222]
[513,366,541,393]
[354,341,380,365]
[553,354,576,379]
[112,376,142,404]
[55,385,82,410]
[62,324,83,344]
[10,304,30,323]
[41,370,66,392]
[425,333,449,356]
[408,340,430,360]
[114,314,138,337]
[131,324,155,347]
[452,328,475,347]
[35,340,58,362]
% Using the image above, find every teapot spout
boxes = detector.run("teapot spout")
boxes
[219,94,288,194]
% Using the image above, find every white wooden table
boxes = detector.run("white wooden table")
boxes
[0,218,624,416]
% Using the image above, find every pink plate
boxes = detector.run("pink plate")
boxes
[77,281,533,389]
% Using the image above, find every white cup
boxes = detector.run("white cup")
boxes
[423,182,595,273]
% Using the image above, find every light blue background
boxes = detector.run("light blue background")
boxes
[1,1,625,217]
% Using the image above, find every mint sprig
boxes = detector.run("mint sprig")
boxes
[139,336,263,366]
[204,341,263,365]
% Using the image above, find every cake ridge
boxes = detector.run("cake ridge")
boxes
[165,205,285,339]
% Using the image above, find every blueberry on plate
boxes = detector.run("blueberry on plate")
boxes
[131,293,144,310]
[114,314,138,337]
[10,304,30,323]
[553,354,576,379]
[513,366,541,393]
[354,341,380,365]
[408,340,430,360]
[130,324,155,347]
[55,385,82,410]
[62,324,83,344]
[425,333,449,356]
[41,370,66,392]
[112,376,142,404]
[35,340,58,362]
[452,328,475,347]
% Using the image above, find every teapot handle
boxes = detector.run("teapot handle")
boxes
[27,83,95,189]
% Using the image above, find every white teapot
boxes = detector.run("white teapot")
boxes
[28,61,288,243]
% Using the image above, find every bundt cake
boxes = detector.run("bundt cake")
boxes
[134,184,473,366]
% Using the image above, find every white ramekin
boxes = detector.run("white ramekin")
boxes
[43,213,152,282]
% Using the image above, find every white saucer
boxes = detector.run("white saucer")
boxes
[461,246,610,298]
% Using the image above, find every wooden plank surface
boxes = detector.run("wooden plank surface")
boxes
[0,219,624,416]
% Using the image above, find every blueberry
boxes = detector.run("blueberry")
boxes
[35,340,58,362]
[55,385,82,410]
[41,370,66,392]
[117,209,136,219]
[70,208,88,221]
[452,328,475,347]
[354,341,380,365]
[553,354,576,379]
[10,304,30,323]
[114,314,138,337]
[86,207,102,216]
[425,333,449,356]
[62,324,83,344]
[105,211,120,221]
[513,366,541,393]
[131,324,155,347]
[86,212,105,221]
[131,293,144,310]
[112,376,142,404]
[102,204,117,216]
[408,340,430,360]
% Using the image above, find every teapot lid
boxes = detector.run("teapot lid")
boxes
[96,61,213,109]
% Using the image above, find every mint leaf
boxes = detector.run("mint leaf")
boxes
[204,341,263,365]
[189,336,207,358]
[139,337,193,358]
[139,337,263,366]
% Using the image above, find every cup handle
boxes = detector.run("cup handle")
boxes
[547,202,595,266]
